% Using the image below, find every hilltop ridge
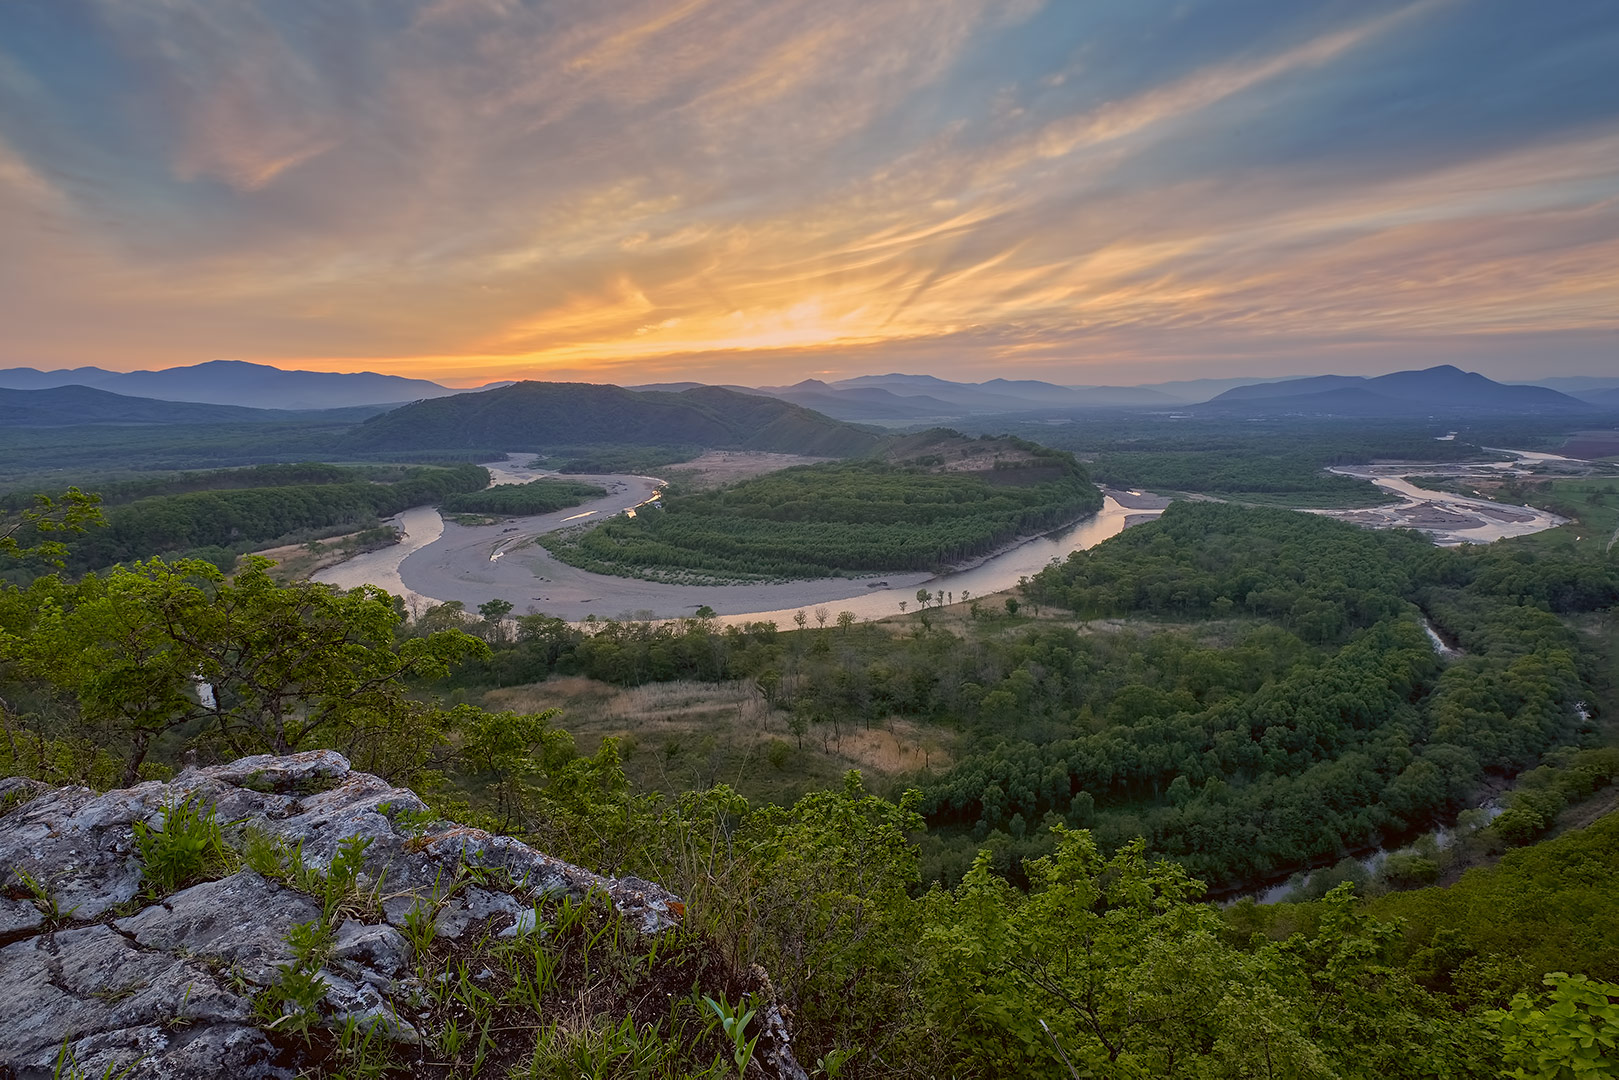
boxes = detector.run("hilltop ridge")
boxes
[1202,364,1591,414]
[0,360,478,411]
[344,380,884,456]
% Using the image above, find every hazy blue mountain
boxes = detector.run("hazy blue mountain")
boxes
[1201,365,1592,415]
[746,379,963,422]
[831,373,968,393]
[99,360,463,409]
[0,384,298,427]
[1094,376,1303,403]
[823,374,1149,413]
[0,366,119,390]
[812,373,1195,411]
[826,376,1044,411]
[0,359,472,409]
[1207,374,1368,401]
[344,381,884,456]
[1515,376,1619,396]
[644,372,1303,417]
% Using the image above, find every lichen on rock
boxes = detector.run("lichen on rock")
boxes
[0,752,807,1079]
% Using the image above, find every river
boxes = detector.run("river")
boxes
[1227,799,1506,906]
[310,453,1162,621]
[715,496,1158,627]
[1320,449,1571,544]
[313,447,1570,623]
[312,504,443,609]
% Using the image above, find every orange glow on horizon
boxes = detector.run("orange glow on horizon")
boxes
[1,0,1615,385]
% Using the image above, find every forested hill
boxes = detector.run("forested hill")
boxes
[0,384,307,427]
[343,381,884,456]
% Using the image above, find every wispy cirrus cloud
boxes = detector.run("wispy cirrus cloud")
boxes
[0,0,1614,383]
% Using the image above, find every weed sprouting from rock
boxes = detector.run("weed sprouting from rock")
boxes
[132,793,234,896]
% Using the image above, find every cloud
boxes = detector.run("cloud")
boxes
[0,0,1614,382]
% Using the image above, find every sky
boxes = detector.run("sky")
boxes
[1,0,1616,388]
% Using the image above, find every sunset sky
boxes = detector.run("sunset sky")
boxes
[1,0,1616,387]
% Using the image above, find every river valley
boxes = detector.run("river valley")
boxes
[317,449,1580,623]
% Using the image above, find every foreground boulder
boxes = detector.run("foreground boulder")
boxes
[0,752,807,1079]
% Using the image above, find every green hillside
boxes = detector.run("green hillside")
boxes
[343,381,884,457]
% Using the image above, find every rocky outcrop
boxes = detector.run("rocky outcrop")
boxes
[0,752,807,1079]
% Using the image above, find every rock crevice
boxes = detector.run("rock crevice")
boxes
[0,751,806,1080]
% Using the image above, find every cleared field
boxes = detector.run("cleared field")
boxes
[659,450,833,491]
[481,675,952,805]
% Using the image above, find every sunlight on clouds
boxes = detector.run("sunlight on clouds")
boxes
[0,0,1614,381]
[1033,1,1445,162]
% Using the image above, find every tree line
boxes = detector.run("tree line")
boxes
[4,463,488,576]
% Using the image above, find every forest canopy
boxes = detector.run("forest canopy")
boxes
[2,463,488,578]
[439,477,606,516]
[541,445,1101,583]
[0,475,1615,1076]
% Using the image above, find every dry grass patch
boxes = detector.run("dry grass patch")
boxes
[822,717,951,774]
[659,450,832,491]
[478,676,953,804]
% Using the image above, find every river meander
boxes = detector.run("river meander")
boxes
[315,450,1575,623]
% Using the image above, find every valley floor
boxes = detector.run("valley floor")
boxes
[319,454,1154,623]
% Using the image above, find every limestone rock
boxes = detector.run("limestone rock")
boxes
[114,870,321,986]
[0,896,44,942]
[0,752,808,1079]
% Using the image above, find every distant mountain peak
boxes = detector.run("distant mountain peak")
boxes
[0,359,469,411]
[1202,365,1589,414]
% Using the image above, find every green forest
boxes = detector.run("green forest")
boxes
[541,446,1102,583]
[440,477,607,516]
[1,469,1617,1076]
[979,414,1540,506]
[434,500,1619,892]
[15,463,490,577]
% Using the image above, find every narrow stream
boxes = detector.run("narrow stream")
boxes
[1228,799,1506,906]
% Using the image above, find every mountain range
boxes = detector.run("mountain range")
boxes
[1199,365,1592,415]
[765,374,1181,417]
[0,359,1611,428]
[0,385,308,428]
[0,359,479,410]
